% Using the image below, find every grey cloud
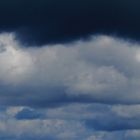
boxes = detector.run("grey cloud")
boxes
[0,33,140,107]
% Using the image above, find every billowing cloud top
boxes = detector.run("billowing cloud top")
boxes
[0,33,140,107]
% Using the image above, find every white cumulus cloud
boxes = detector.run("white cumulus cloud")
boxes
[0,33,140,106]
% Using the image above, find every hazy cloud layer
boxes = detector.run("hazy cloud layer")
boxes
[1,104,140,139]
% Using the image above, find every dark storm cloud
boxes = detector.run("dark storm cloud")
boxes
[0,0,140,45]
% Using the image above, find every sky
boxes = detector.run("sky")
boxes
[0,0,140,140]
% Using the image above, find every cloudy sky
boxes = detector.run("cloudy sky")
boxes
[0,0,140,139]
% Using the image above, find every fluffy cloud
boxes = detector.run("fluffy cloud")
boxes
[0,33,33,84]
[0,33,140,107]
